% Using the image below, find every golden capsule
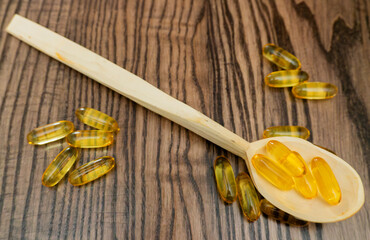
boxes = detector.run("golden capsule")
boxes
[236,172,261,221]
[291,152,317,199]
[27,120,74,145]
[266,140,306,177]
[265,70,308,87]
[310,157,341,205]
[262,43,301,70]
[214,156,237,203]
[75,107,119,132]
[69,156,115,186]
[292,82,338,100]
[42,147,80,187]
[263,126,310,140]
[66,130,114,148]
[260,199,309,227]
[251,154,294,190]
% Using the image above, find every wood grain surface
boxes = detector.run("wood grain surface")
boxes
[0,0,369,239]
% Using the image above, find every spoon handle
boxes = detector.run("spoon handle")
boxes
[7,14,250,159]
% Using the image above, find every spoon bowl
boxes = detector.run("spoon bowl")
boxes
[245,136,364,223]
[7,14,365,223]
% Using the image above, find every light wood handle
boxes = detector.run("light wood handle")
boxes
[6,14,250,159]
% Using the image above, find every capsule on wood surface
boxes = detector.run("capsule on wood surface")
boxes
[214,156,237,203]
[265,70,308,87]
[42,147,80,187]
[75,107,119,132]
[262,43,301,70]
[263,126,310,140]
[292,82,338,100]
[27,120,74,145]
[66,130,114,148]
[69,156,115,186]
[236,172,261,221]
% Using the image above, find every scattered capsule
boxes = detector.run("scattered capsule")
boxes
[310,157,341,205]
[251,154,294,190]
[236,172,261,221]
[292,82,338,100]
[260,199,309,227]
[42,147,80,187]
[66,130,114,148]
[266,140,306,177]
[265,70,308,88]
[314,144,336,155]
[75,107,119,132]
[292,152,317,199]
[69,156,115,186]
[263,126,310,140]
[27,120,74,145]
[214,156,237,203]
[262,43,301,70]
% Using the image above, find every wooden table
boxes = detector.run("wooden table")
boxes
[0,0,369,239]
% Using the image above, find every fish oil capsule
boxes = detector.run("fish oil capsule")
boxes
[69,156,115,186]
[251,154,294,190]
[42,147,80,187]
[291,152,317,199]
[236,172,261,221]
[292,82,338,99]
[66,130,114,148]
[265,70,308,87]
[262,44,301,70]
[75,107,119,132]
[310,157,341,205]
[266,140,306,177]
[27,120,74,145]
[263,126,310,140]
[260,199,309,227]
[214,156,237,203]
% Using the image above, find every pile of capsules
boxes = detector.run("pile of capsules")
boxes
[214,156,308,226]
[214,125,340,226]
[263,43,338,100]
[27,108,119,187]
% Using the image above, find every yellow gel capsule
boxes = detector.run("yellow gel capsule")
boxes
[27,120,74,145]
[291,152,317,199]
[260,199,309,227]
[266,140,306,177]
[214,156,237,203]
[42,147,80,187]
[236,172,261,221]
[75,107,119,132]
[292,82,338,100]
[310,157,341,205]
[69,156,115,186]
[263,126,310,140]
[251,154,294,190]
[66,130,114,148]
[262,43,301,70]
[265,70,308,87]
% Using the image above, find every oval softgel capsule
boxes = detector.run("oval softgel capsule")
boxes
[69,156,115,186]
[27,120,74,145]
[265,70,308,87]
[292,82,338,100]
[262,44,301,70]
[214,156,237,203]
[76,107,119,132]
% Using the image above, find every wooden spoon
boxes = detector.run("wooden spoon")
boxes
[6,14,364,223]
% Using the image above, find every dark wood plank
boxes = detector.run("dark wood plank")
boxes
[0,0,369,239]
